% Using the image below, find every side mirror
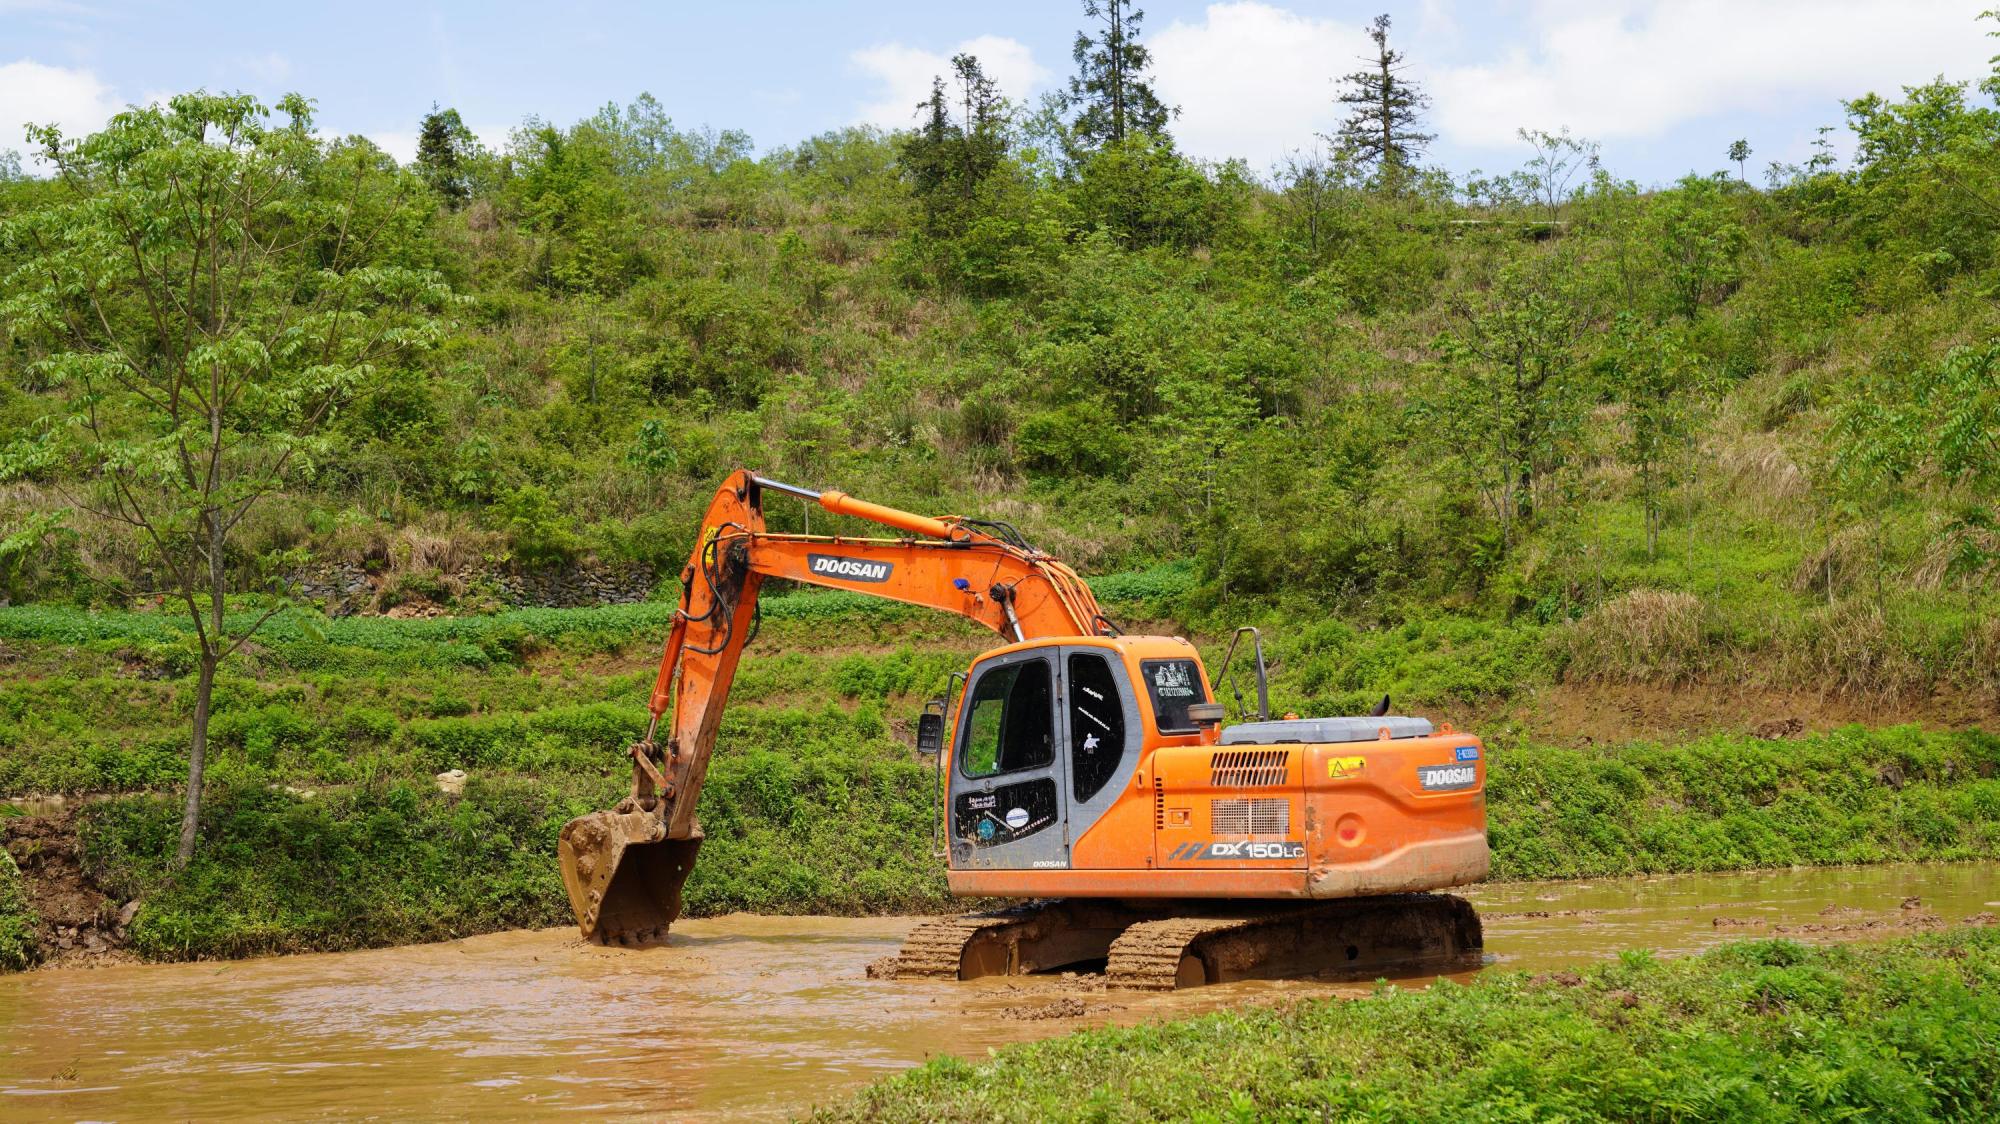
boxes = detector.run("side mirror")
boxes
[915,711,945,755]
[1187,702,1226,727]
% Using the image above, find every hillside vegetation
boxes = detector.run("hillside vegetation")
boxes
[3,7,1999,971]
[2,43,1998,706]
[0,598,1994,964]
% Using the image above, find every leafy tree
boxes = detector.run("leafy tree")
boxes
[1274,145,1348,265]
[415,104,477,208]
[1419,249,1591,546]
[900,54,1008,241]
[1727,138,1752,181]
[508,118,645,294]
[1648,174,1746,320]
[1512,127,1600,220]
[1068,135,1218,248]
[590,93,754,192]
[1066,0,1173,149]
[1332,14,1433,187]
[0,93,454,863]
[1842,78,2000,282]
[1605,318,1703,558]
[1145,368,1260,550]
[1836,340,2000,583]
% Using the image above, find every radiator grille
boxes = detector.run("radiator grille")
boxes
[1210,797,1290,836]
[1210,749,1290,788]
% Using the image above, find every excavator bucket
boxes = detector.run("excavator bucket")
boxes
[557,806,702,945]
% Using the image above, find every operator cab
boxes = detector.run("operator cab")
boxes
[921,635,1208,872]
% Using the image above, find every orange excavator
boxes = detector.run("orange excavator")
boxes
[559,470,1488,988]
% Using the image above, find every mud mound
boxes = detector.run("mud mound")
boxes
[1,812,135,966]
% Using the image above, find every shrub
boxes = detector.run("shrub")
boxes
[0,843,38,971]
[1559,589,1713,685]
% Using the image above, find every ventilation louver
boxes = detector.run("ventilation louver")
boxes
[1210,749,1290,788]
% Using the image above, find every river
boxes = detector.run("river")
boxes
[2,862,1994,1121]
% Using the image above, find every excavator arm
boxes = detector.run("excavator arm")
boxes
[559,469,1108,942]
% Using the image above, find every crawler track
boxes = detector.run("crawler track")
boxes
[892,907,1046,980]
[892,894,1483,990]
[1104,895,1481,990]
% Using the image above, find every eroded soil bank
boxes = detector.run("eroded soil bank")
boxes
[0,862,1994,1121]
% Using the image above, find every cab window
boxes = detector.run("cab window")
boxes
[1067,653,1126,802]
[1140,658,1207,735]
[959,659,1054,778]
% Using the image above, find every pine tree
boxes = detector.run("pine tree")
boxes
[415,104,475,208]
[1067,0,1173,149]
[899,54,1008,238]
[1332,14,1432,183]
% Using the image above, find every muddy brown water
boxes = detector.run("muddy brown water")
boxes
[2,862,1995,1121]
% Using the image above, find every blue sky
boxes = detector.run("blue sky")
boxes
[3,1,1994,186]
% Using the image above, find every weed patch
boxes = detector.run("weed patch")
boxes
[823,929,2000,1122]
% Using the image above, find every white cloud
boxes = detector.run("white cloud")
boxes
[1431,0,1994,150]
[368,129,419,164]
[243,51,292,84]
[0,59,123,154]
[850,34,1050,129]
[1150,2,1369,169]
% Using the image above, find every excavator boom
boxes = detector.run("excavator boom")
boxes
[559,469,1106,943]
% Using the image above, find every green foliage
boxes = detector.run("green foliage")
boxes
[497,484,580,566]
[0,589,1993,963]
[1064,0,1173,150]
[72,702,951,960]
[0,844,38,971]
[1419,245,1591,543]
[4,61,1997,687]
[80,778,598,959]
[415,104,479,208]
[825,928,2000,1122]
[1488,727,2000,880]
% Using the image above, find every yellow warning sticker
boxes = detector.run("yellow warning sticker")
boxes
[1327,755,1366,780]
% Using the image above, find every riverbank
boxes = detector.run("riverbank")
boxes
[824,925,2000,1122]
[2,594,1996,968]
[3,866,1996,1120]
[1,723,1993,968]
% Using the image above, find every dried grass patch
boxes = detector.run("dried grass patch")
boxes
[1559,589,1714,685]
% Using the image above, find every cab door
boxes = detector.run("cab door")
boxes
[1058,645,1140,847]
[948,648,1068,871]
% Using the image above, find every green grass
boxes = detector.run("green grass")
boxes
[823,929,2000,1122]
[72,700,950,961]
[42,723,1998,965]
[1488,727,2000,879]
[0,601,1995,968]
[0,840,36,971]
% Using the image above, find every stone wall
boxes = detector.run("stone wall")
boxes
[292,560,657,615]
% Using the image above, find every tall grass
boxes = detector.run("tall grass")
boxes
[824,929,2000,1122]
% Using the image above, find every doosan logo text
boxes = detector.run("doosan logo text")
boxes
[808,554,894,583]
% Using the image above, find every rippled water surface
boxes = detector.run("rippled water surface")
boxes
[2,863,1993,1121]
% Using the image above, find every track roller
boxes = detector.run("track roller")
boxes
[887,894,1481,989]
[1106,894,1482,991]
